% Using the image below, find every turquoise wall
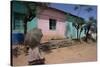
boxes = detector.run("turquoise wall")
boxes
[12,16,38,33]
[27,17,38,32]
[12,1,37,33]
[66,21,77,39]
[12,13,14,30]
[65,14,85,39]
[12,19,24,33]
[66,21,85,39]
[12,1,27,14]
[12,1,27,33]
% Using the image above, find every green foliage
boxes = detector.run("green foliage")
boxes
[72,5,94,40]
[84,16,97,42]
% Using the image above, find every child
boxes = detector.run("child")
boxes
[24,28,45,65]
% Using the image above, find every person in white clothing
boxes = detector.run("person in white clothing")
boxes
[24,28,45,65]
[28,46,45,65]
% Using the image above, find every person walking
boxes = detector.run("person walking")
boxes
[24,28,45,65]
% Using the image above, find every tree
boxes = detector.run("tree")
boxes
[78,19,85,40]
[73,5,85,40]
[84,7,94,41]
[72,17,84,40]
[22,1,49,35]
[84,17,95,41]
[73,5,94,40]
[23,2,36,35]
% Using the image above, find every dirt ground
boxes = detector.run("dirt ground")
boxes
[12,40,97,66]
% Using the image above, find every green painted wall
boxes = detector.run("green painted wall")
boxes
[12,16,38,33]
[66,21,77,39]
[12,1,37,33]
[12,1,27,14]
[66,21,85,39]
[27,17,38,32]
[66,15,85,39]
[12,19,24,33]
[12,1,27,33]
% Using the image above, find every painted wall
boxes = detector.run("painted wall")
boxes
[12,1,37,33]
[11,1,38,44]
[37,8,66,41]
[66,21,77,39]
[66,21,85,39]
[12,1,27,33]
[65,14,85,39]
[11,1,86,43]
[12,1,27,14]
[27,17,38,31]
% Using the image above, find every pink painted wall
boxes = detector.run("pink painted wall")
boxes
[37,8,66,42]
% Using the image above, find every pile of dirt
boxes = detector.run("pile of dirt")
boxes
[40,39,78,52]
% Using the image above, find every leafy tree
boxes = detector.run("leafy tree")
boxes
[22,1,49,35]
[73,5,85,40]
[73,5,94,40]
[84,17,95,41]
[72,17,84,40]
[84,7,95,41]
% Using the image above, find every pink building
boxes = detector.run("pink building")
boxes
[36,7,66,42]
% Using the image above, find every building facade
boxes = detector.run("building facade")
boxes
[36,7,66,41]
[11,1,85,44]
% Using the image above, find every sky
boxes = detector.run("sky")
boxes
[49,3,97,21]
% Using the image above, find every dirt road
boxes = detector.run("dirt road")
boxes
[12,42,97,66]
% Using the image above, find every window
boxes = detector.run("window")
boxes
[49,19,56,30]
[14,19,23,29]
[13,13,24,30]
